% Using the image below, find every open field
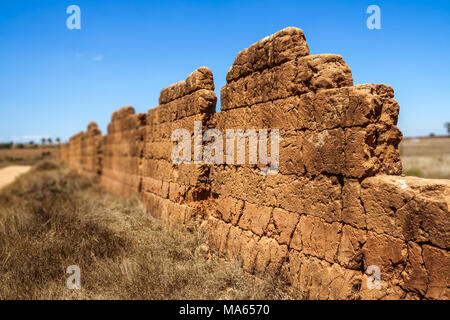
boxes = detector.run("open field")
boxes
[400,136,450,179]
[0,161,289,299]
[0,147,56,169]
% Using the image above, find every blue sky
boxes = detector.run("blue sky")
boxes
[0,0,449,142]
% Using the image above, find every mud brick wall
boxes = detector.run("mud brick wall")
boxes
[140,67,216,225]
[207,27,410,299]
[67,131,85,173]
[58,27,449,300]
[56,123,102,176]
[82,121,103,176]
[100,106,146,197]
[57,143,70,166]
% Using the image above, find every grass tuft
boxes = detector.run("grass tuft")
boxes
[0,161,289,299]
[403,169,423,177]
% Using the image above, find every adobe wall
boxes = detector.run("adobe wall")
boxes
[67,131,85,173]
[100,107,145,197]
[57,122,102,177]
[57,27,449,300]
[83,121,103,176]
[140,67,216,224]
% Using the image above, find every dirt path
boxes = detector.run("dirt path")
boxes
[0,165,31,190]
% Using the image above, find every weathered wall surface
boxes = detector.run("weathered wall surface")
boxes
[58,122,102,177]
[141,67,216,225]
[101,107,145,197]
[83,121,103,176]
[57,27,449,300]
[66,131,84,173]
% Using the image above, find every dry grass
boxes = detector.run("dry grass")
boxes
[0,161,289,300]
[400,137,450,179]
[0,148,56,169]
[0,147,56,159]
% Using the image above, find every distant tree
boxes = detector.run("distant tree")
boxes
[445,122,450,135]
[429,132,436,137]
[47,138,53,144]
[16,143,25,149]
[29,141,34,145]
[0,142,13,149]
[56,137,61,144]
[41,137,46,145]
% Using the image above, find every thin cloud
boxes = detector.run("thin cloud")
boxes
[92,55,103,62]
[10,135,50,143]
